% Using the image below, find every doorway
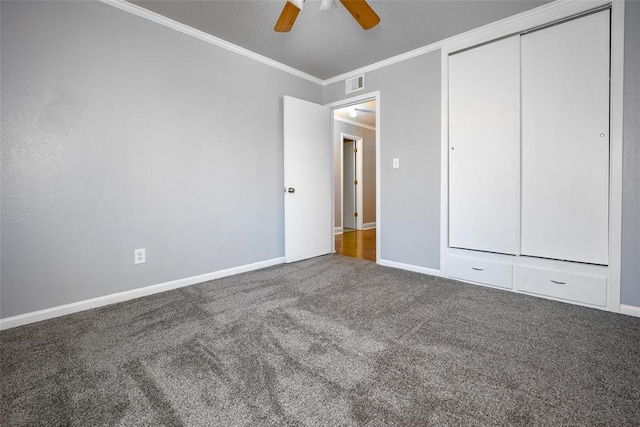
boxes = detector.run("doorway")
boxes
[331,98,378,262]
[341,135,363,231]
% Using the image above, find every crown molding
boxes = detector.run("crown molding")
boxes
[322,0,610,86]
[322,43,442,86]
[102,0,611,88]
[100,0,323,86]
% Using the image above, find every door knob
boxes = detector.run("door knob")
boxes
[287,187,295,193]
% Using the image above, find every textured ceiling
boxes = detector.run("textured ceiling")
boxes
[130,0,551,80]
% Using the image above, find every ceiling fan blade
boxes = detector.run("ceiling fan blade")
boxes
[274,1,301,32]
[339,0,380,30]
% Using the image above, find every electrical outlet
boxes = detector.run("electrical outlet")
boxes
[134,248,146,265]
[393,158,400,169]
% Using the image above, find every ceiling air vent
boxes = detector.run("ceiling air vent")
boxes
[345,74,365,94]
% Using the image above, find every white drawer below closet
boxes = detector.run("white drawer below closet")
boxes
[516,265,607,307]
[447,255,513,289]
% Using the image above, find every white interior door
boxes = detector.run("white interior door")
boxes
[343,140,356,229]
[521,11,610,265]
[284,96,332,263]
[448,35,521,255]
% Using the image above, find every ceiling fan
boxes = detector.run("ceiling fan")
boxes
[275,0,380,33]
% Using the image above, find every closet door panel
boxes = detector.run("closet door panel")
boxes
[449,36,520,255]
[521,11,610,265]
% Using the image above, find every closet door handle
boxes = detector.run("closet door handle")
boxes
[550,280,566,285]
[471,267,484,271]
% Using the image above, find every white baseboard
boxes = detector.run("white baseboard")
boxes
[378,259,442,277]
[0,257,285,330]
[620,304,640,318]
[334,227,343,234]
[362,222,376,230]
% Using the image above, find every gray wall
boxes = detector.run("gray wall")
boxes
[0,1,321,318]
[620,0,640,307]
[1,1,637,319]
[333,120,376,228]
[325,52,442,268]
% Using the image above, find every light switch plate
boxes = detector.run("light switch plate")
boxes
[393,158,400,168]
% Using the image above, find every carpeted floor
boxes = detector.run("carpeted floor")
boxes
[1,254,639,426]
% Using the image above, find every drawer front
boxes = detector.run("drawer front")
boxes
[517,265,607,307]
[447,255,513,289]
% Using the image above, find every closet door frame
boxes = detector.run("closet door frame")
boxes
[440,0,625,313]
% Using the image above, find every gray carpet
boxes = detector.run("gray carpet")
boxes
[1,254,639,426]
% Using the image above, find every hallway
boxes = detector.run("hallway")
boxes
[335,229,376,262]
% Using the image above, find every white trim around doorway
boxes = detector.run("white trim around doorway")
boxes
[340,133,364,231]
[327,91,381,263]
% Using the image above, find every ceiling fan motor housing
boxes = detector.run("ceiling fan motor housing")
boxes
[275,0,380,32]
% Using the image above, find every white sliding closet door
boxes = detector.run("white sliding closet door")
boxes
[449,36,520,255]
[521,11,610,265]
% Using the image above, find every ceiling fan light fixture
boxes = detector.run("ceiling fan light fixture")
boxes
[290,0,304,10]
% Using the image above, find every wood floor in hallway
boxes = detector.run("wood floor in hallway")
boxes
[335,228,376,262]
